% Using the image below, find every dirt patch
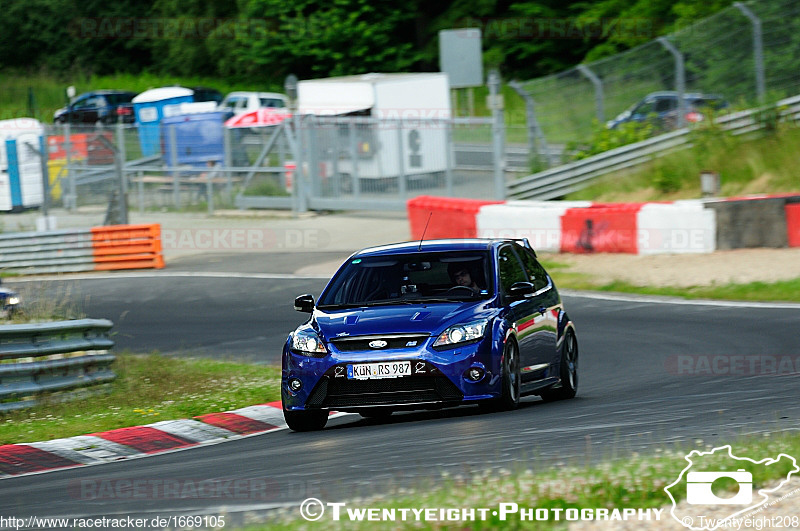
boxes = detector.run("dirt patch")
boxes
[542,248,800,288]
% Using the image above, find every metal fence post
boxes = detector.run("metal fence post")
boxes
[64,122,75,210]
[38,136,50,222]
[658,37,686,128]
[295,114,307,213]
[348,120,360,198]
[445,119,454,196]
[223,125,233,202]
[488,70,506,200]
[508,81,554,169]
[734,2,766,104]
[115,121,128,224]
[396,121,406,197]
[576,65,605,124]
[169,125,180,210]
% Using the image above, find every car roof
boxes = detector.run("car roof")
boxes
[76,90,136,97]
[224,91,287,99]
[353,238,527,257]
[645,91,725,100]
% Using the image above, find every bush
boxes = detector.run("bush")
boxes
[568,120,656,161]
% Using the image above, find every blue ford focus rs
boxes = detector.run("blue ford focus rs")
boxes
[281,239,578,431]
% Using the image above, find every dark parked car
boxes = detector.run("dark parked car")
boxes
[54,90,137,125]
[282,238,579,431]
[606,91,729,130]
[190,86,224,105]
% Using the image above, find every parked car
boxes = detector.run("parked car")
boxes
[54,90,137,125]
[190,86,224,105]
[0,279,20,318]
[606,91,729,130]
[281,238,579,431]
[218,91,288,115]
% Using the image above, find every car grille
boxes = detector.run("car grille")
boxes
[304,362,463,409]
[329,334,430,352]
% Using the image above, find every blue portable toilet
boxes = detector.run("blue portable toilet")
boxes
[0,118,45,212]
[132,87,194,157]
[161,109,233,168]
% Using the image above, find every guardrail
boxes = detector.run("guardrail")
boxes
[0,224,164,275]
[508,94,800,200]
[0,319,115,412]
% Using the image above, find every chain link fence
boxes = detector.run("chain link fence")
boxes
[516,0,800,156]
[28,114,509,217]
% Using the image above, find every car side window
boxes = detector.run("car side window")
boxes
[498,246,528,295]
[516,246,549,292]
[634,100,655,116]
[81,96,104,109]
[654,98,676,112]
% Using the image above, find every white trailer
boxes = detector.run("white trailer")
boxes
[298,73,451,181]
[0,119,45,212]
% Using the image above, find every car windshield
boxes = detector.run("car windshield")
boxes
[318,251,492,308]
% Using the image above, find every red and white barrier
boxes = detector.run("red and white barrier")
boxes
[407,194,799,255]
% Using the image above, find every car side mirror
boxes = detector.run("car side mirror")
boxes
[508,282,535,299]
[294,294,315,313]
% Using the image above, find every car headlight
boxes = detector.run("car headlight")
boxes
[7,296,19,306]
[433,319,488,349]
[291,329,327,356]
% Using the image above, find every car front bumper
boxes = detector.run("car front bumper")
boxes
[282,337,502,412]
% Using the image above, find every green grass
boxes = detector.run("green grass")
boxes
[566,124,800,202]
[536,258,800,302]
[249,431,800,529]
[0,353,281,445]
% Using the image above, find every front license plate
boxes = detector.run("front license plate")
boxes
[347,361,411,380]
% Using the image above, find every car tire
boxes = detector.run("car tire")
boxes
[482,339,520,412]
[359,408,393,419]
[540,329,578,402]
[283,407,328,432]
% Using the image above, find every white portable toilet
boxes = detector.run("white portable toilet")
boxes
[0,118,45,212]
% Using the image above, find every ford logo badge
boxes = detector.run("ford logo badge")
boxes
[369,340,388,349]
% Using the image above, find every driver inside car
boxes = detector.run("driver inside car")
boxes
[447,263,480,291]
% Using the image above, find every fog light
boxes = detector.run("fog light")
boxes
[288,378,302,392]
[465,367,485,382]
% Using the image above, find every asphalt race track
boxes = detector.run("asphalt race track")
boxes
[2,256,799,527]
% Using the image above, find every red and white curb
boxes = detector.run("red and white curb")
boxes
[0,402,345,479]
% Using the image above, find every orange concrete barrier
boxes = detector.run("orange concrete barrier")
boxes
[90,224,164,270]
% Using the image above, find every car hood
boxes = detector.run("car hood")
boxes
[313,301,492,339]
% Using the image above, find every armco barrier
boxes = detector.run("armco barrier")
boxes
[0,224,163,274]
[408,196,502,240]
[786,203,800,247]
[0,319,115,412]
